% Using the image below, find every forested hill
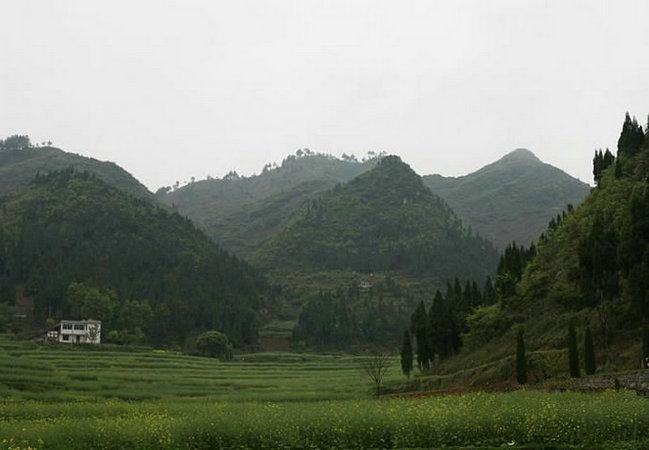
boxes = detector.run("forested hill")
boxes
[0,170,264,347]
[255,156,498,281]
[0,143,152,200]
[423,149,591,249]
[431,113,649,377]
[158,151,378,258]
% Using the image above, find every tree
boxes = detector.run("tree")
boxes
[360,353,390,397]
[584,326,596,375]
[642,326,649,368]
[0,135,31,151]
[411,301,429,370]
[617,112,644,157]
[400,330,413,378]
[568,324,581,378]
[67,282,117,321]
[516,328,527,384]
[195,331,232,360]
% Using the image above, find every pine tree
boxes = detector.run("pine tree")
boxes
[516,328,527,384]
[400,330,414,378]
[568,324,581,378]
[584,326,596,375]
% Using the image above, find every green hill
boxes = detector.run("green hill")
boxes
[423,149,591,249]
[158,152,377,258]
[426,115,649,382]
[0,170,264,347]
[256,156,498,281]
[0,145,152,200]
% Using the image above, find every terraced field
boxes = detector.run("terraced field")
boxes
[0,337,398,402]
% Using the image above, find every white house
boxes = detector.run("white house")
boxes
[46,319,101,344]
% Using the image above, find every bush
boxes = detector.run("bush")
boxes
[195,331,232,360]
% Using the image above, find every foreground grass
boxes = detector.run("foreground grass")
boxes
[0,390,648,449]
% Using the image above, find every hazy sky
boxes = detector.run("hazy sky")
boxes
[2,0,649,189]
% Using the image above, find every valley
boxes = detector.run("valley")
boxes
[1,113,649,449]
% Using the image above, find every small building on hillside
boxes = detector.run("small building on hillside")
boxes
[46,320,101,344]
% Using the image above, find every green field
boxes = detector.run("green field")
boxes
[1,337,649,449]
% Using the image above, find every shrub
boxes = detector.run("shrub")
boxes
[195,331,232,360]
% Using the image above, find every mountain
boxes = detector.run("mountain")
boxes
[0,146,152,200]
[158,152,378,258]
[423,149,591,249]
[0,170,264,346]
[255,156,498,281]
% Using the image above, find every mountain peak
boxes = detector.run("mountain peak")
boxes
[499,148,540,163]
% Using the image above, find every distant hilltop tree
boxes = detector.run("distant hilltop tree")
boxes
[0,135,32,151]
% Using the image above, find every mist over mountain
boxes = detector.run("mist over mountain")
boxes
[158,152,379,258]
[0,146,153,201]
[423,149,591,249]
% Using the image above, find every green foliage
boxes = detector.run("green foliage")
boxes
[0,170,265,346]
[515,328,527,384]
[67,282,117,322]
[584,326,596,375]
[423,148,590,249]
[463,304,511,351]
[258,156,498,281]
[400,330,413,377]
[195,331,232,360]
[567,323,580,378]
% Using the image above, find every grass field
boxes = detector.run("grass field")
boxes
[1,336,649,449]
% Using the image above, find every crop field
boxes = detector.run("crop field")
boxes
[1,337,649,449]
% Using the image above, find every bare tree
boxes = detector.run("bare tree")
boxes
[360,353,390,397]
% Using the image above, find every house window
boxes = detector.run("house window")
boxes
[73,324,85,330]
[62,323,73,330]
[62,335,69,341]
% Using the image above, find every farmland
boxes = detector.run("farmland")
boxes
[1,337,649,449]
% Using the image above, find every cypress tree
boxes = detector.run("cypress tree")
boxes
[411,301,429,370]
[642,326,649,367]
[568,324,581,378]
[516,328,527,384]
[400,330,413,378]
[593,149,602,185]
[584,326,596,375]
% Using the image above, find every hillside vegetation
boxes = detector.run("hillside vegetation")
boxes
[423,149,591,249]
[158,152,377,258]
[257,156,498,280]
[0,170,264,347]
[423,113,649,381]
[0,144,152,200]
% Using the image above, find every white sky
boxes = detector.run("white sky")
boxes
[2,0,649,189]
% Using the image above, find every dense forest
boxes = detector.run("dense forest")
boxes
[0,170,265,347]
[257,156,498,280]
